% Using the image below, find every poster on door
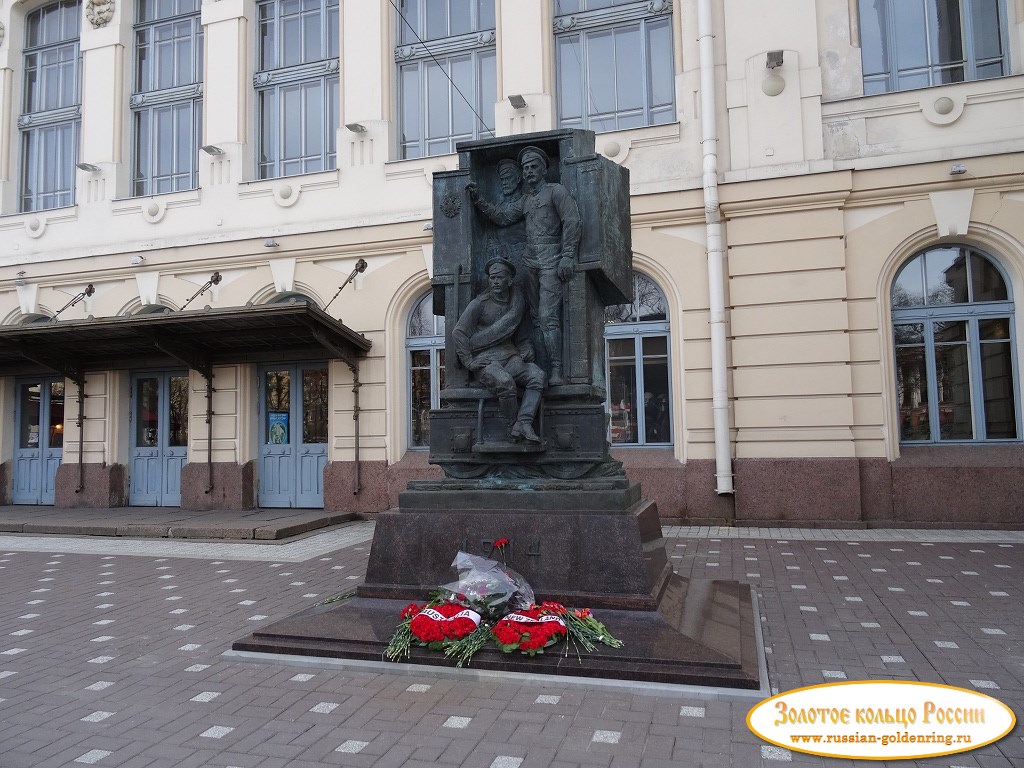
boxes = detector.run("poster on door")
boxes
[268,412,289,444]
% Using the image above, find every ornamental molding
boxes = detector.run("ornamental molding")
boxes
[553,15,577,32]
[86,0,115,28]
[439,192,461,218]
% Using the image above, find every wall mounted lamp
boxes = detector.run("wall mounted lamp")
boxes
[14,271,27,287]
[200,145,225,156]
[766,50,784,69]
[508,94,528,109]
[130,255,145,266]
[345,122,367,133]
[264,238,280,248]
[950,164,967,175]
[76,162,101,173]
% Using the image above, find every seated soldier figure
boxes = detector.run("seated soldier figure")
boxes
[452,257,546,443]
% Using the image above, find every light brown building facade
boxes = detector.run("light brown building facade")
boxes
[0,0,1021,526]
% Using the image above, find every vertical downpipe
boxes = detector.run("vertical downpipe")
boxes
[697,0,735,496]
[75,374,86,494]
[351,364,361,495]
[204,371,214,494]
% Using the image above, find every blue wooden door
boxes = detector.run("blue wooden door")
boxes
[13,378,64,505]
[259,363,328,508]
[129,372,189,506]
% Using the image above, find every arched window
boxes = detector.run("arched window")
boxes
[892,244,1019,443]
[406,291,445,448]
[604,272,671,445]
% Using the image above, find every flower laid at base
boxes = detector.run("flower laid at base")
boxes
[384,548,622,667]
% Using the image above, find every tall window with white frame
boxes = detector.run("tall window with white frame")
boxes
[255,0,339,179]
[131,0,203,196]
[554,0,675,132]
[395,0,496,159]
[892,244,1019,443]
[407,292,446,448]
[604,272,672,446]
[859,0,1008,94]
[19,0,81,212]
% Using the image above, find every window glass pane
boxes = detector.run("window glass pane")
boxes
[450,0,472,35]
[477,0,494,31]
[19,383,42,450]
[136,377,160,446]
[928,0,964,66]
[925,247,969,304]
[970,252,1008,302]
[646,17,673,110]
[979,318,1009,341]
[48,381,65,449]
[859,0,888,77]
[895,345,931,441]
[155,106,174,175]
[399,0,419,44]
[302,368,328,444]
[328,1,339,57]
[282,85,301,161]
[557,35,583,123]
[981,340,1016,438]
[586,29,616,116]
[304,81,323,169]
[175,102,192,183]
[478,49,496,134]
[935,333,973,439]
[450,55,473,136]
[608,341,637,444]
[894,0,928,70]
[935,64,965,84]
[642,336,667,357]
[555,0,581,13]
[641,346,670,443]
[894,322,924,345]
[400,63,422,154]
[972,0,1003,60]
[636,275,667,320]
[259,89,276,176]
[410,353,432,447]
[892,259,925,307]
[426,61,450,139]
[265,370,291,444]
[409,294,435,336]
[614,24,642,112]
[282,11,301,66]
[425,0,447,39]
[168,375,189,447]
[259,4,276,69]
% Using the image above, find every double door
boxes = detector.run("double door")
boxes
[13,378,65,505]
[259,363,328,508]
[130,371,189,506]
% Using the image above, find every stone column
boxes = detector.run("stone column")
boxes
[200,0,247,188]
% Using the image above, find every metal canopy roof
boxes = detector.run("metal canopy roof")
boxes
[0,302,371,378]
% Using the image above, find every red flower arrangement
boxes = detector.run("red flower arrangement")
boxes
[383,547,622,665]
[491,606,567,656]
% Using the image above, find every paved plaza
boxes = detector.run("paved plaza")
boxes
[0,521,1021,768]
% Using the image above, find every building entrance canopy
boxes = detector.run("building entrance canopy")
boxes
[0,302,371,378]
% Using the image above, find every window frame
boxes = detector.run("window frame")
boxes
[603,271,673,447]
[891,245,1021,444]
[19,0,82,213]
[130,0,204,197]
[859,0,1010,95]
[254,0,340,180]
[554,0,676,132]
[394,0,496,159]
[406,291,446,449]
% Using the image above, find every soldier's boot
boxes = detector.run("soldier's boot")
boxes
[510,390,542,443]
[544,329,564,386]
[498,394,519,440]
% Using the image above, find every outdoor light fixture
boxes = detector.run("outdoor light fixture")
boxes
[508,94,528,109]
[53,284,95,319]
[130,255,145,266]
[950,164,968,175]
[180,272,222,311]
[766,50,784,69]
[200,145,225,156]
[76,162,101,172]
[14,271,27,287]
[345,122,367,133]
[264,238,280,248]
[324,258,368,312]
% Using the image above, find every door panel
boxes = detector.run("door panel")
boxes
[129,372,189,506]
[13,378,64,505]
[259,363,328,508]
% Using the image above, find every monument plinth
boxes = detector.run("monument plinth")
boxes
[233,130,761,689]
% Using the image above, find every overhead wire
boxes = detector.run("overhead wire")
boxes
[389,0,495,141]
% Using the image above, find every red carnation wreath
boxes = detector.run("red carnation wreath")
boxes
[409,604,481,650]
[491,606,567,656]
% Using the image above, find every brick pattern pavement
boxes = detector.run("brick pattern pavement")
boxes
[0,522,1020,768]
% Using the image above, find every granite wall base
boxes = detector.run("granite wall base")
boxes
[0,461,11,505]
[55,463,128,508]
[180,461,256,510]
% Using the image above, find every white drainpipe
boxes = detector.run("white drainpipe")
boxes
[697,0,735,495]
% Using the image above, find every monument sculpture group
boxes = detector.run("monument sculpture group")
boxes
[233,130,759,688]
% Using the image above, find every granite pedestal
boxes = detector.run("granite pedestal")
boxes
[232,484,761,689]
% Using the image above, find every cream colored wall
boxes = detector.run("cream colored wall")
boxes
[0,0,1023,483]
